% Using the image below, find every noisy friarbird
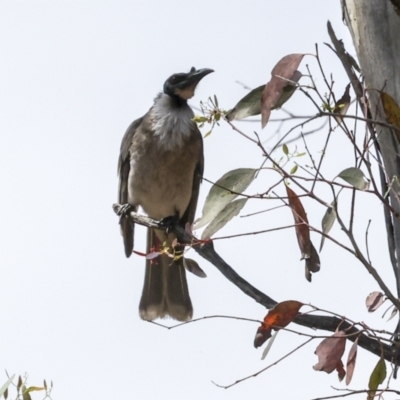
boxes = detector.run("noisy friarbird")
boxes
[118,67,213,321]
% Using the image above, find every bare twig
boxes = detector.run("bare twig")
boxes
[213,338,312,389]
[112,205,400,363]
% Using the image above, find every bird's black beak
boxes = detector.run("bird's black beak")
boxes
[176,67,214,90]
[182,67,214,88]
[164,67,214,100]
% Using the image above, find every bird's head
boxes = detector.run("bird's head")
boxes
[163,67,214,101]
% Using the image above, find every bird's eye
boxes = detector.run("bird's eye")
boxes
[170,75,177,82]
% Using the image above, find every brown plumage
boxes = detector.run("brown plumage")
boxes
[118,68,213,321]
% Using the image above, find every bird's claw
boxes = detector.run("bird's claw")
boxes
[159,214,179,234]
[117,204,133,219]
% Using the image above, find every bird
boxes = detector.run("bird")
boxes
[118,67,213,321]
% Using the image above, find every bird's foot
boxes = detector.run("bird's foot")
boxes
[159,214,179,234]
[117,204,133,219]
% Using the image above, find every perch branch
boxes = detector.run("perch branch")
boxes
[112,204,400,364]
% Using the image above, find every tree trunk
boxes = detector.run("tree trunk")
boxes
[343,0,400,298]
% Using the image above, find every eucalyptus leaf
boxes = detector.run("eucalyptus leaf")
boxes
[201,198,248,239]
[368,357,386,399]
[225,85,265,121]
[22,385,32,400]
[338,167,370,190]
[273,70,302,109]
[319,201,337,252]
[194,168,257,229]
[283,144,289,155]
[226,71,301,122]
[183,258,207,278]
[261,330,279,360]
[387,307,398,322]
[0,375,15,398]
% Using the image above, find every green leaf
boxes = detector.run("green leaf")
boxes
[387,307,398,322]
[201,198,248,239]
[21,385,32,400]
[192,115,208,123]
[0,375,15,398]
[25,387,45,393]
[338,167,370,190]
[226,71,301,122]
[368,357,386,399]
[319,200,337,252]
[272,70,302,110]
[214,94,219,108]
[194,168,257,230]
[225,85,265,121]
[283,144,289,155]
[290,165,298,175]
[17,376,22,392]
[203,130,212,138]
[261,330,279,361]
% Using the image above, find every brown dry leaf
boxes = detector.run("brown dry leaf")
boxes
[381,91,400,140]
[345,337,359,385]
[261,54,305,128]
[313,330,346,374]
[337,359,346,381]
[183,258,207,278]
[254,300,303,348]
[333,83,351,124]
[366,291,385,312]
[286,186,311,259]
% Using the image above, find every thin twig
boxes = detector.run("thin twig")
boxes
[213,338,312,389]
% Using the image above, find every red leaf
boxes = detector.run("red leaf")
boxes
[313,330,346,374]
[145,251,160,260]
[261,54,305,128]
[286,186,311,257]
[254,300,303,348]
[366,291,385,312]
[185,222,193,235]
[254,325,272,348]
[286,186,320,281]
[346,337,358,385]
[336,359,346,381]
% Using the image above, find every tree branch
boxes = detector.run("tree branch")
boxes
[112,204,400,364]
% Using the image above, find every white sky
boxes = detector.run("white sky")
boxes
[0,1,398,399]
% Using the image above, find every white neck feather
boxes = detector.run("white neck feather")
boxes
[150,93,194,150]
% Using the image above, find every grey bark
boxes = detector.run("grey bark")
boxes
[343,0,400,298]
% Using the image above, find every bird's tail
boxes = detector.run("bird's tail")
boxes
[120,216,134,258]
[139,228,193,321]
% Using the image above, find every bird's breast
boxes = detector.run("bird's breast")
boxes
[128,130,201,220]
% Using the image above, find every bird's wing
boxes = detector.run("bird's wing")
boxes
[118,117,143,204]
[180,126,204,227]
[118,117,143,257]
